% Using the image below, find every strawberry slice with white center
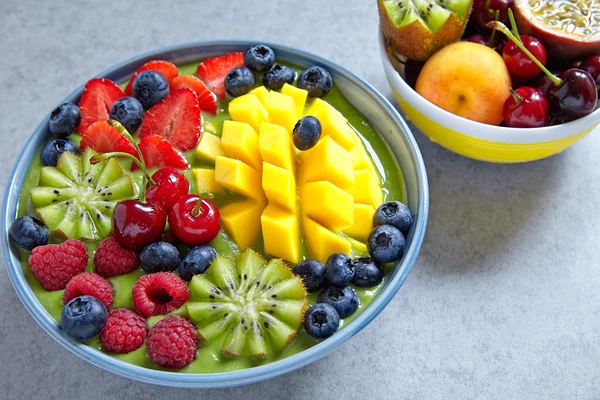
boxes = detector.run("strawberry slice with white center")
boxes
[80,121,138,156]
[169,75,218,114]
[196,52,245,99]
[124,60,179,96]
[77,78,125,135]
[137,135,189,170]
[139,88,201,152]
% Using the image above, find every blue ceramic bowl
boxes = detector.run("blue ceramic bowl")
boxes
[1,41,428,388]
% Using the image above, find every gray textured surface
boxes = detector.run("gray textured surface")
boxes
[1,0,599,399]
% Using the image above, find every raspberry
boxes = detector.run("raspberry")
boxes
[146,316,197,369]
[28,239,88,291]
[63,272,114,310]
[132,272,189,317]
[100,308,147,354]
[94,236,139,278]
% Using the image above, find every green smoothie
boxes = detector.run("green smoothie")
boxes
[14,60,406,373]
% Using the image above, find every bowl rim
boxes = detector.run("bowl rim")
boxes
[378,31,600,144]
[1,39,429,388]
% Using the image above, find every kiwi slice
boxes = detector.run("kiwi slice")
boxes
[30,149,135,241]
[186,249,307,358]
[379,0,473,61]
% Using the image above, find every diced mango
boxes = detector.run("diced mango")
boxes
[301,136,354,190]
[311,106,355,151]
[348,237,369,256]
[303,216,351,263]
[249,86,269,109]
[301,181,354,230]
[220,200,264,250]
[347,169,383,209]
[350,131,375,171]
[221,121,262,171]
[196,133,227,162]
[268,91,297,134]
[342,203,375,241]
[261,205,300,263]
[281,83,308,119]
[229,94,268,132]
[262,163,296,212]
[192,168,224,194]
[258,123,295,172]
[305,98,329,117]
[214,156,264,201]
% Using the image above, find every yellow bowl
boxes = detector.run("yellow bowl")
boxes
[378,32,600,163]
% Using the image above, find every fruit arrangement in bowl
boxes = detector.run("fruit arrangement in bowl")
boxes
[2,41,428,387]
[379,0,600,163]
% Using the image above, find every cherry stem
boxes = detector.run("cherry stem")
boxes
[191,194,205,217]
[488,10,500,47]
[488,21,563,87]
[509,88,522,104]
[508,9,520,42]
[485,0,492,15]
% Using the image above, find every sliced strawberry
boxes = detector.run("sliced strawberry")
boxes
[139,88,201,152]
[170,75,218,114]
[124,60,179,95]
[80,121,138,157]
[138,135,189,170]
[77,78,125,134]
[196,52,245,99]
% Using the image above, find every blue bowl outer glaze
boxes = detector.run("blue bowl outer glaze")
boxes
[1,41,429,388]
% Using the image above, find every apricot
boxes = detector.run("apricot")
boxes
[415,42,511,125]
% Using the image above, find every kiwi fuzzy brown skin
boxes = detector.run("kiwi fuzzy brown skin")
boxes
[378,0,474,62]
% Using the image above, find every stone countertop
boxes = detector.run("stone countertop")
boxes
[1,0,598,399]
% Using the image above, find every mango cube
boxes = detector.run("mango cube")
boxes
[249,86,269,109]
[303,216,351,263]
[192,168,224,194]
[261,205,301,263]
[220,200,264,250]
[301,181,354,230]
[196,132,227,162]
[305,98,329,117]
[214,156,264,201]
[262,163,296,212]
[342,203,375,241]
[351,132,375,171]
[229,94,268,132]
[301,136,354,190]
[281,83,308,119]
[311,105,355,151]
[221,121,262,171]
[348,169,383,209]
[268,91,297,133]
[348,237,368,256]
[258,123,295,172]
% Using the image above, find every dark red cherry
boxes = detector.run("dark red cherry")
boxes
[534,75,554,97]
[168,194,220,246]
[503,35,547,79]
[403,59,424,89]
[112,200,167,251]
[471,0,514,33]
[503,87,550,128]
[145,167,190,211]
[467,33,506,54]
[580,55,600,85]
[547,69,598,121]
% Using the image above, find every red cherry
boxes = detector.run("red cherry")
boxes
[146,167,190,211]
[580,55,600,85]
[502,35,547,79]
[112,200,167,251]
[503,87,550,128]
[168,194,220,246]
[471,0,514,33]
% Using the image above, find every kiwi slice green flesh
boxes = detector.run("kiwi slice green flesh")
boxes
[30,148,135,241]
[187,249,307,358]
[382,0,471,33]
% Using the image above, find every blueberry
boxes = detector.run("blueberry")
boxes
[140,241,181,273]
[293,259,326,292]
[368,225,405,264]
[374,201,413,234]
[298,65,333,97]
[132,70,169,109]
[244,44,276,73]
[351,257,384,287]
[317,286,359,318]
[40,138,78,167]
[178,245,217,281]
[325,253,354,286]
[49,103,81,137]
[9,216,48,251]
[60,296,107,340]
[292,116,321,151]
[109,96,144,133]
[303,303,340,339]
[262,65,296,90]
[224,67,255,97]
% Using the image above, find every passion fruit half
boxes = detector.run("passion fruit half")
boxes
[514,0,600,60]
[378,0,474,61]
